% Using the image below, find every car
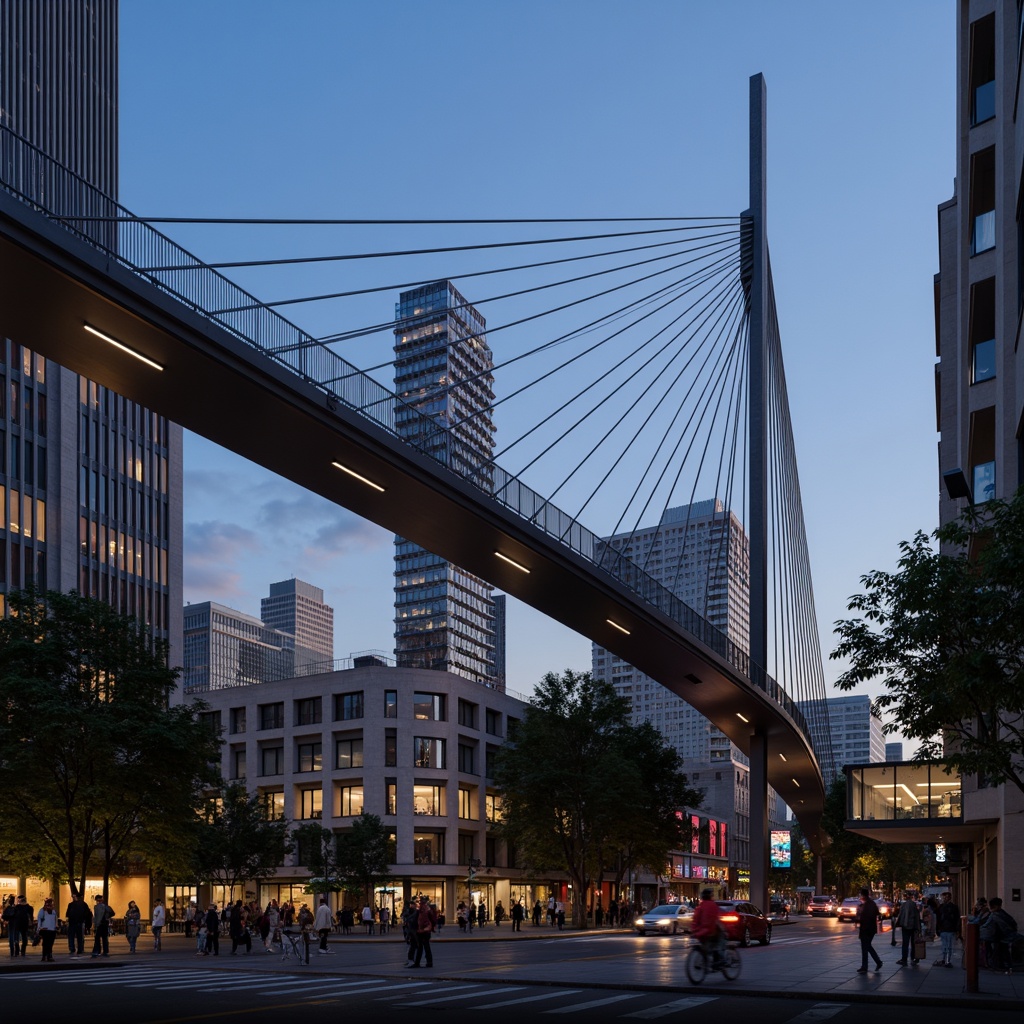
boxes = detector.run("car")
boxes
[633,903,694,936]
[716,900,772,946]
[837,897,861,921]
[875,899,893,919]
[807,895,839,917]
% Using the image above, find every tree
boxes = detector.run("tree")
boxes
[0,587,222,897]
[295,822,345,896]
[335,812,394,907]
[193,782,293,893]
[831,488,1024,795]
[492,670,701,928]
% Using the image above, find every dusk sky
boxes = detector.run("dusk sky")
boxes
[118,1,954,728]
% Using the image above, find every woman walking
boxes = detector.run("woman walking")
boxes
[124,901,142,954]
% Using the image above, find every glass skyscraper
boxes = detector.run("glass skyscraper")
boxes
[0,0,182,649]
[392,281,497,684]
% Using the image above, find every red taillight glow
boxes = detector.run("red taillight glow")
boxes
[720,914,740,923]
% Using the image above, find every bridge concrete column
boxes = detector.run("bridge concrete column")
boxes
[749,730,770,913]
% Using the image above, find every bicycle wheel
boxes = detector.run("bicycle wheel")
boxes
[721,946,741,981]
[685,946,708,984]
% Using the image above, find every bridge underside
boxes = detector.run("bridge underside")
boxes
[0,192,826,851]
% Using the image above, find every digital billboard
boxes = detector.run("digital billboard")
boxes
[770,829,791,869]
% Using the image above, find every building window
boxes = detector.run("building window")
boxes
[199,710,221,736]
[485,708,502,736]
[299,788,323,820]
[458,699,476,728]
[229,707,247,734]
[413,782,444,816]
[413,692,446,721]
[385,729,397,768]
[970,406,996,503]
[335,737,364,770]
[231,748,246,781]
[413,831,444,865]
[458,833,475,864]
[969,13,995,126]
[259,703,284,730]
[485,793,502,823]
[339,784,364,816]
[413,737,446,769]
[458,786,475,820]
[384,690,397,718]
[970,146,996,255]
[295,697,322,726]
[486,837,497,867]
[260,746,284,776]
[260,791,284,821]
[458,743,476,774]
[970,277,996,383]
[385,778,397,816]
[335,692,364,721]
[297,741,322,773]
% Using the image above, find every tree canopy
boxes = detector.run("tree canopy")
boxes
[492,670,702,928]
[0,587,222,896]
[831,489,1024,795]
[335,812,394,906]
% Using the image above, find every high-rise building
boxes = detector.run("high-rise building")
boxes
[885,742,904,763]
[797,695,885,780]
[392,281,497,684]
[931,0,1024,904]
[0,0,182,650]
[492,593,507,689]
[261,578,334,663]
[592,500,773,875]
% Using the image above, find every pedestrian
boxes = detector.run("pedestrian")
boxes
[921,897,936,942]
[895,895,921,965]
[151,898,166,951]
[594,902,604,928]
[204,903,220,956]
[556,902,565,930]
[3,896,17,958]
[981,897,1018,971]
[934,892,960,967]
[297,903,314,965]
[477,901,486,929]
[91,894,112,958]
[339,905,353,935]
[494,900,505,927]
[12,895,33,957]
[401,899,419,966]
[607,900,618,928]
[65,893,91,959]
[547,896,556,926]
[229,900,252,955]
[532,900,542,927]
[35,897,58,963]
[408,896,436,968]
[361,904,375,935]
[854,887,883,973]
[314,897,334,955]
[124,900,141,953]
[510,899,524,932]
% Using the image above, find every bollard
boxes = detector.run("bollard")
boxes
[963,916,978,993]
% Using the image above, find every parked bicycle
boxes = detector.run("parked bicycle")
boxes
[685,940,741,984]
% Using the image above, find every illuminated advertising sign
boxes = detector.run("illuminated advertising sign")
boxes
[770,829,791,868]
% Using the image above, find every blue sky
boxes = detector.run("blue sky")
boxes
[118,1,954,720]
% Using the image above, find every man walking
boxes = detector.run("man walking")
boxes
[934,892,960,967]
[855,888,883,973]
[895,894,921,965]
[65,893,91,958]
[314,897,334,955]
[151,898,166,951]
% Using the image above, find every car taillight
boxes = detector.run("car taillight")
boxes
[720,914,739,923]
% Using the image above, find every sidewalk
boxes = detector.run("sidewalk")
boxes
[1,919,1019,1009]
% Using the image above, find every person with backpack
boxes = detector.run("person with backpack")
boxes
[981,897,1018,971]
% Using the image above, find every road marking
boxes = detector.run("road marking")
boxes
[376,983,483,1000]
[543,993,639,1013]
[623,996,718,1019]
[400,986,519,1005]
[786,1004,849,1023]
[468,990,583,1009]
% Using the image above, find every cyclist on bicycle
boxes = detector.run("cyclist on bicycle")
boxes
[691,888,726,968]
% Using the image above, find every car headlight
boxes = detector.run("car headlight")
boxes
[634,918,644,927]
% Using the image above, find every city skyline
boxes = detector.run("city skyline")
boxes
[118,1,953,719]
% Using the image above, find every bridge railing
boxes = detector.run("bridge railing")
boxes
[0,124,813,744]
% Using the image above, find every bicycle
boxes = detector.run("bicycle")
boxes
[685,940,741,984]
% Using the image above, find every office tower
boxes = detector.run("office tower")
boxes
[885,742,904,763]
[392,281,497,685]
[492,593,507,689]
[0,0,182,651]
[797,695,885,780]
[592,500,767,872]
[182,601,300,694]
[261,578,334,662]
[932,1,1023,900]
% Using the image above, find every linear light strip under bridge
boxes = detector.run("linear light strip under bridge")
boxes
[83,323,163,371]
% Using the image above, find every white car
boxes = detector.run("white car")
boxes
[633,903,694,935]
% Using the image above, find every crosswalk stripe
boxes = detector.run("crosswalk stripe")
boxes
[376,983,484,1001]
[623,996,718,1019]
[471,990,583,1009]
[786,1005,849,1023]
[401,986,522,1006]
[543,993,639,1013]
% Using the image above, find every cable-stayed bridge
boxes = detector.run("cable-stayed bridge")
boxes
[0,75,831,906]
